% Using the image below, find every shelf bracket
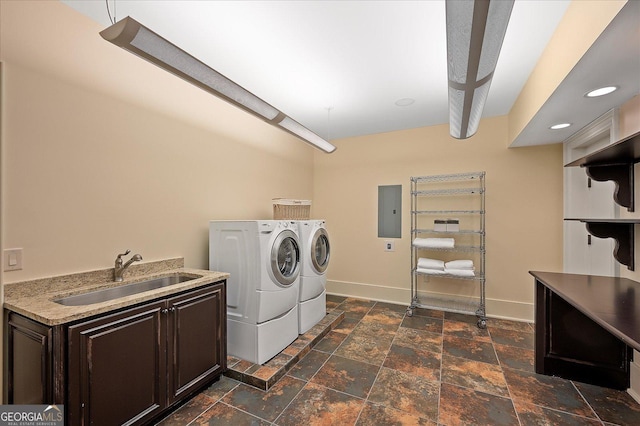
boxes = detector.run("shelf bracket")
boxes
[584,222,635,270]
[584,163,634,212]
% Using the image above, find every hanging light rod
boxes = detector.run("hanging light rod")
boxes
[446,0,514,139]
[100,17,336,153]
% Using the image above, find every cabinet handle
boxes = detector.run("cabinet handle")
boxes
[169,306,176,312]
[588,234,592,245]
[161,308,168,314]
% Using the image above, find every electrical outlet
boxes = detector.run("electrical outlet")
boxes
[384,241,395,252]
[4,248,23,271]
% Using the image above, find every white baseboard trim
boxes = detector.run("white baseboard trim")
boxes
[326,279,534,322]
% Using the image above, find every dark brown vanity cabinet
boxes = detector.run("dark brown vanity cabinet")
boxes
[6,281,226,425]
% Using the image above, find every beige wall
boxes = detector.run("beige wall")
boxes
[314,116,564,321]
[1,2,314,282]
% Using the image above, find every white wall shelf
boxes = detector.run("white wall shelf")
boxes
[565,131,640,212]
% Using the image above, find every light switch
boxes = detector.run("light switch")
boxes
[4,248,23,271]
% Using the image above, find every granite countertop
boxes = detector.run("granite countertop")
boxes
[4,258,229,326]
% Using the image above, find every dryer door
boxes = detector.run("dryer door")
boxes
[311,228,330,274]
[270,229,300,286]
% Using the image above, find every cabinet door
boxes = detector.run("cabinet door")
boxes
[167,283,226,404]
[67,301,167,426]
[5,313,53,404]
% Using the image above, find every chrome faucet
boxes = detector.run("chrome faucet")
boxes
[114,250,143,282]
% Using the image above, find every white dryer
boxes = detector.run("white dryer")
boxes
[209,220,301,364]
[296,220,330,334]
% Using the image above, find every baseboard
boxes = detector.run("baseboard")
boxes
[326,279,534,322]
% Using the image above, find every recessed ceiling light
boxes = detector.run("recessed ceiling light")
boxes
[585,86,617,98]
[395,98,415,107]
[550,123,571,130]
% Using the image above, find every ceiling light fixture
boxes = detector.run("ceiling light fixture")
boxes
[445,0,514,139]
[585,86,618,98]
[550,123,571,130]
[100,17,336,153]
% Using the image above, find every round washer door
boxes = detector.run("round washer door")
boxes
[311,228,330,274]
[270,229,300,286]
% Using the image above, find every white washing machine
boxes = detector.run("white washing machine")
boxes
[296,220,330,334]
[209,220,301,365]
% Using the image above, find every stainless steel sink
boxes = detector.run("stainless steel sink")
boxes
[54,273,201,306]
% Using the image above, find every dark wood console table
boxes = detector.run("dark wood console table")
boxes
[531,271,639,390]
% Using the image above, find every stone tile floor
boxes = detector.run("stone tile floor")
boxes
[158,295,640,425]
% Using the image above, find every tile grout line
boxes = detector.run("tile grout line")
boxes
[219,400,276,425]
[185,378,242,425]
[488,326,524,426]
[356,304,406,424]
[570,380,608,425]
[274,301,368,426]
[335,300,374,425]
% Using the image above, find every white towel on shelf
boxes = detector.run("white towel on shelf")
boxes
[416,267,447,275]
[417,258,445,270]
[413,238,455,249]
[445,260,474,270]
[444,268,476,277]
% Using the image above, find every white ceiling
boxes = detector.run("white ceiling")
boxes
[61,0,575,142]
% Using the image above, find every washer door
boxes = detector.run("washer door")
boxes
[270,229,300,286]
[311,228,330,274]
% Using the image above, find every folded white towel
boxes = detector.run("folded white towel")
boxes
[445,260,474,270]
[413,238,455,249]
[416,267,447,275]
[417,258,445,270]
[444,268,475,277]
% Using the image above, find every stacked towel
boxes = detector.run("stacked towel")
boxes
[417,258,445,270]
[444,259,475,277]
[445,260,474,270]
[416,268,447,275]
[444,268,475,277]
[413,238,455,249]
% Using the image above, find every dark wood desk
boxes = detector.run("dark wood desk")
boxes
[530,271,639,390]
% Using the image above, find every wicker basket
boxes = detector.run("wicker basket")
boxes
[272,199,311,220]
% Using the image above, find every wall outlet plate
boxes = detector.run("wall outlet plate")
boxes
[384,241,395,252]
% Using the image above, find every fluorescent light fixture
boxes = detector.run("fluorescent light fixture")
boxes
[585,86,618,98]
[550,123,571,130]
[100,17,336,153]
[446,0,514,139]
[278,117,338,153]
